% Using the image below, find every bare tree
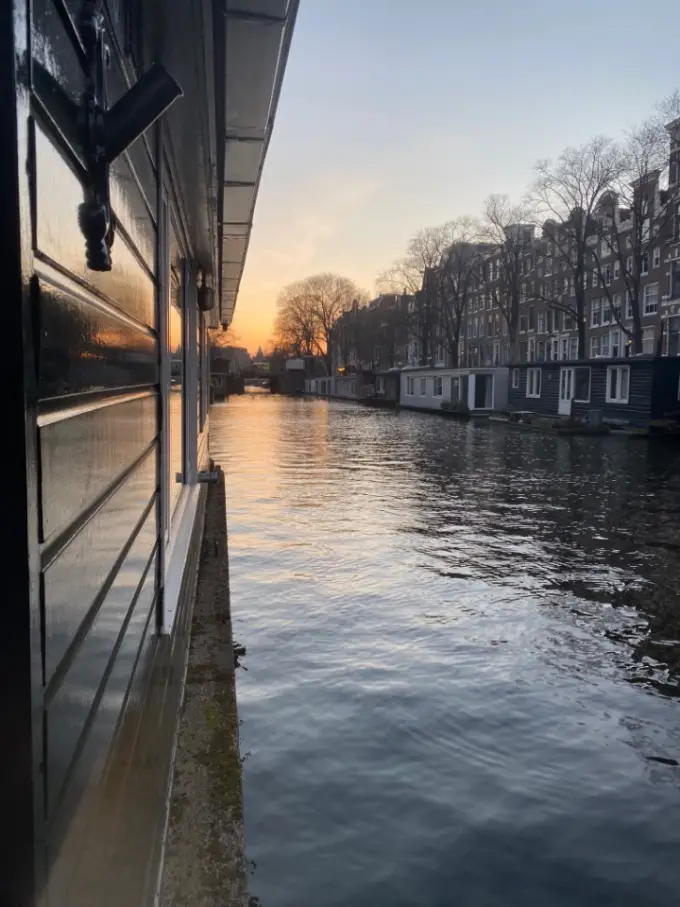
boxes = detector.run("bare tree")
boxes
[590,95,680,352]
[480,195,534,360]
[275,273,367,374]
[437,217,487,367]
[528,136,623,358]
[378,223,461,365]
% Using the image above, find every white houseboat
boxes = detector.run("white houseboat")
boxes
[399,366,510,414]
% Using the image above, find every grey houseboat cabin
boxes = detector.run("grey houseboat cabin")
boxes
[2,1,297,905]
[508,357,680,427]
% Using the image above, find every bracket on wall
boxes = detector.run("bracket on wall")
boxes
[34,1,182,271]
[77,0,182,270]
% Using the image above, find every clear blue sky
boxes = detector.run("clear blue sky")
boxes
[234,0,678,352]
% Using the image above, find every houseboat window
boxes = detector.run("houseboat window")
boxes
[434,376,443,397]
[168,264,184,514]
[420,377,427,395]
[460,374,469,403]
[197,316,203,432]
[574,367,591,402]
[526,368,541,398]
[376,376,384,394]
[406,377,414,395]
[606,365,630,404]
[511,368,520,389]
[451,376,460,401]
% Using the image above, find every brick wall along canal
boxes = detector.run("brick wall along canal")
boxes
[211,393,680,907]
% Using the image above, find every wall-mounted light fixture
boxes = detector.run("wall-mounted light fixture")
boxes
[74,1,182,270]
[197,270,215,312]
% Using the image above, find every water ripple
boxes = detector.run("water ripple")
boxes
[211,396,680,907]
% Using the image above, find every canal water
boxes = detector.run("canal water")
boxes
[210,393,680,907]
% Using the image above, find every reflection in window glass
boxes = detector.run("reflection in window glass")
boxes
[169,269,184,514]
[197,316,202,432]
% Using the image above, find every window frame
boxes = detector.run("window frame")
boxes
[511,368,520,389]
[420,376,428,396]
[526,367,542,399]
[606,365,630,404]
[643,282,659,316]
[434,375,443,397]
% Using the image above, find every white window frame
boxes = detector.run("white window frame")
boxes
[406,376,414,395]
[569,336,578,360]
[606,365,630,404]
[591,298,601,327]
[610,328,622,359]
[511,368,520,389]
[526,367,541,398]
[434,376,443,397]
[643,282,659,316]
[420,377,428,396]
[590,335,601,358]
[625,291,633,320]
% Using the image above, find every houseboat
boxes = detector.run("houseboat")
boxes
[507,357,680,429]
[3,1,298,905]
[367,368,401,407]
[399,366,510,415]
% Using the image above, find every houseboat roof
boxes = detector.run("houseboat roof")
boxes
[219,1,299,327]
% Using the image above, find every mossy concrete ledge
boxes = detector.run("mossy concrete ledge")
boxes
[159,466,248,907]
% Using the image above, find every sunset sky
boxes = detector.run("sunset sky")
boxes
[231,0,678,355]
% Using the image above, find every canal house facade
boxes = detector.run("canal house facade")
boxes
[3,1,297,905]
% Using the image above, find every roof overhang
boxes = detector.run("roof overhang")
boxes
[218,0,299,327]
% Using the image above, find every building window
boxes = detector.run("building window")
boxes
[537,311,545,333]
[536,340,545,361]
[672,261,680,300]
[569,336,579,360]
[436,344,444,364]
[612,292,622,322]
[550,338,559,361]
[642,326,656,355]
[406,376,414,395]
[591,298,601,327]
[652,247,661,269]
[643,283,658,315]
[640,254,649,276]
[574,366,591,402]
[512,368,520,389]
[625,291,633,320]
[561,337,568,360]
[526,368,542,398]
[600,332,610,357]
[528,336,536,362]
[613,260,620,280]
[610,329,622,358]
[590,335,601,358]
[606,365,630,403]
[434,376,443,396]
[420,377,427,395]
[601,300,610,325]
[603,264,611,286]
[519,315,528,333]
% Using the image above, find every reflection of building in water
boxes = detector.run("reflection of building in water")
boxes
[3,2,298,905]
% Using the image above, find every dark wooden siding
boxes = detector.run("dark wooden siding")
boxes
[30,0,163,894]
[651,358,680,419]
[508,366,559,416]
[509,360,666,427]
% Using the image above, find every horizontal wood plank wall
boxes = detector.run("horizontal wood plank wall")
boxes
[29,2,172,902]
